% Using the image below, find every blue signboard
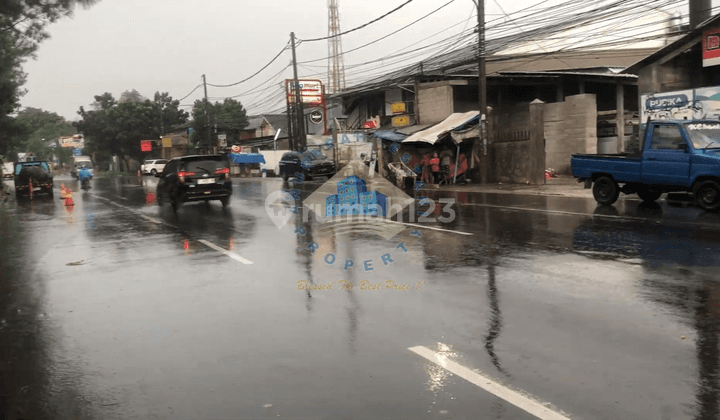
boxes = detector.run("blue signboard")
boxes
[73,148,82,156]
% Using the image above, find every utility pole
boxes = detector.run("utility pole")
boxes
[286,85,294,151]
[476,0,488,184]
[202,74,210,154]
[290,32,306,151]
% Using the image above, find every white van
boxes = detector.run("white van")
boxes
[71,156,93,178]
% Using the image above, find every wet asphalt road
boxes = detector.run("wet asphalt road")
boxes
[2,174,720,420]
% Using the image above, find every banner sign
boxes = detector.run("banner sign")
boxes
[704,27,720,67]
[140,140,152,152]
[641,86,720,121]
[162,137,172,148]
[391,102,406,114]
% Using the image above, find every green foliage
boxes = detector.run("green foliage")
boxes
[0,0,100,155]
[190,98,249,148]
[76,91,188,170]
[119,89,146,104]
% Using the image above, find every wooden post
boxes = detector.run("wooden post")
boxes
[413,80,420,125]
[332,123,338,169]
[377,137,386,179]
[616,82,625,154]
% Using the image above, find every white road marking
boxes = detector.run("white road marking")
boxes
[198,239,254,265]
[385,220,473,236]
[114,195,128,200]
[408,346,571,420]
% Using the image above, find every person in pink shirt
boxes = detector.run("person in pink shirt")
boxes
[430,153,440,185]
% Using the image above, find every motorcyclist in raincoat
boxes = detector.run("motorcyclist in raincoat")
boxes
[78,164,93,189]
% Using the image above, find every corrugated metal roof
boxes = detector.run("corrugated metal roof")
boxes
[403,112,479,145]
[497,71,637,79]
[395,124,433,135]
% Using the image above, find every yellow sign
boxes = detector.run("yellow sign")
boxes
[392,115,410,127]
[162,137,172,148]
[391,102,406,114]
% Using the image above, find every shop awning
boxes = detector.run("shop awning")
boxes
[402,111,479,145]
[228,153,266,164]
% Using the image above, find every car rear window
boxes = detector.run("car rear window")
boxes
[181,159,227,173]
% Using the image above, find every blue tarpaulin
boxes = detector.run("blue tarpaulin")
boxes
[372,131,407,142]
[228,153,266,164]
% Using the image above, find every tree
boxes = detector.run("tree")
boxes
[190,98,249,149]
[10,107,75,163]
[154,91,188,135]
[118,89,146,104]
[76,91,188,170]
[0,0,100,156]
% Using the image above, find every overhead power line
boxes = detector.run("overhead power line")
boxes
[298,0,415,42]
[299,0,455,65]
[206,41,290,88]
[177,84,203,102]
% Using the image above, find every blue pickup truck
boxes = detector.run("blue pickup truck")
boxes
[571,120,720,211]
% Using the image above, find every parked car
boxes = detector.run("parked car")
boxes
[13,161,54,199]
[141,159,168,175]
[278,150,335,182]
[571,119,720,211]
[155,155,232,211]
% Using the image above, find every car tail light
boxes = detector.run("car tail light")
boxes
[215,167,229,179]
[178,171,195,183]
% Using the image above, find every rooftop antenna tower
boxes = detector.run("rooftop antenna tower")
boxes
[327,0,346,94]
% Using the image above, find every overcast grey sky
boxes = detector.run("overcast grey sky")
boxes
[18,0,698,121]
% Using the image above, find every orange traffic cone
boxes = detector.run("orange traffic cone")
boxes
[64,192,74,207]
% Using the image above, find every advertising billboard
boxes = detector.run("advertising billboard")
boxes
[59,135,84,148]
[641,86,720,121]
[140,140,152,152]
[285,79,324,106]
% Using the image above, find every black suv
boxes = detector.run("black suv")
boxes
[278,150,335,182]
[156,155,232,211]
[13,161,54,199]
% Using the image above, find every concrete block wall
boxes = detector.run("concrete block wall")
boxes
[544,94,597,174]
[418,84,453,125]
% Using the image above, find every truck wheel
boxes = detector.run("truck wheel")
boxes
[637,188,662,202]
[694,180,720,212]
[593,176,620,206]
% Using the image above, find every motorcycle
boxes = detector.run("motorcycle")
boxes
[78,167,93,190]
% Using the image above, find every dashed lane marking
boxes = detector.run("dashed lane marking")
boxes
[408,346,571,420]
[89,193,252,264]
[198,239,254,264]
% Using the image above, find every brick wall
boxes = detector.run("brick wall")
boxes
[418,84,453,125]
[544,94,597,175]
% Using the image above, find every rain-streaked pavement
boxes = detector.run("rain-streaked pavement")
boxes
[2,174,720,420]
